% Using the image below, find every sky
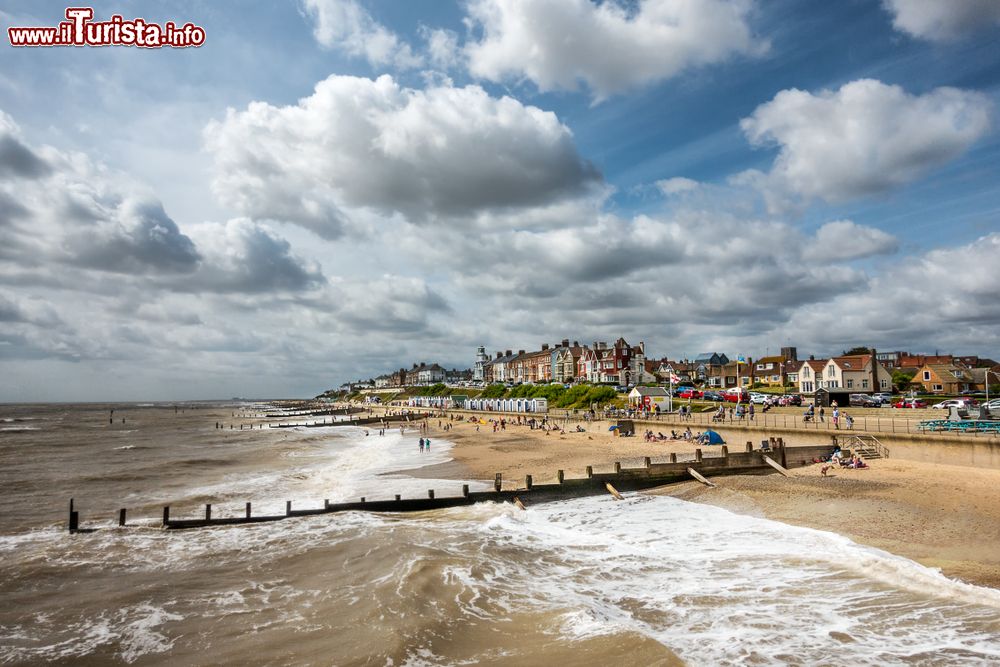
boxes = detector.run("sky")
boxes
[1,0,999,401]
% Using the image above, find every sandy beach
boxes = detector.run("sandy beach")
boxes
[401,409,1000,589]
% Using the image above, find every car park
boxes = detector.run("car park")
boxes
[893,398,928,409]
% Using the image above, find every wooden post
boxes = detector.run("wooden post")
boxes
[428,489,435,499]
[205,504,212,520]
[119,508,127,527]
[695,448,703,462]
[670,452,677,463]
[495,473,502,492]
[746,441,753,452]
[395,494,401,501]
[162,506,170,527]
[246,502,252,518]
[721,445,728,457]
[605,482,624,500]
[68,499,78,533]
[286,500,291,516]
[525,474,532,490]
[462,485,469,498]
[557,469,564,483]
[644,457,651,468]
[360,497,366,504]
[614,462,621,474]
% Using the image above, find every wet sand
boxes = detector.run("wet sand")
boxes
[408,410,1000,589]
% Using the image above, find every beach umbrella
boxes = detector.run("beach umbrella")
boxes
[608,425,619,431]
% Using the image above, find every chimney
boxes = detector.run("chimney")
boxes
[562,339,569,347]
[541,343,549,351]
[573,341,579,347]
[518,349,525,356]
[809,354,815,361]
[496,352,502,359]
[506,350,512,356]
[639,341,645,354]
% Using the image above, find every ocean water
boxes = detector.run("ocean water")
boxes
[1,403,998,666]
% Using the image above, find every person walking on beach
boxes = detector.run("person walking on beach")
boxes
[419,437,425,452]
[425,438,430,450]
[832,407,840,429]
[819,407,825,422]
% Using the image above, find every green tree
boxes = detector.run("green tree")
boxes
[843,346,873,355]
[892,369,913,392]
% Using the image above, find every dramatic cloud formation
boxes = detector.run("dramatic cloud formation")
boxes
[738,79,992,211]
[300,0,422,68]
[883,0,1000,41]
[464,0,766,99]
[205,74,602,236]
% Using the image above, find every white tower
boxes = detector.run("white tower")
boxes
[474,346,488,382]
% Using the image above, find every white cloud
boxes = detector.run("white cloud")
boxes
[205,74,602,235]
[464,0,767,99]
[300,0,422,69]
[421,26,461,70]
[739,79,992,212]
[803,220,899,263]
[656,176,700,195]
[883,0,1000,41]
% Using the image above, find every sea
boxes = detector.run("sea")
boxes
[1,403,999,666]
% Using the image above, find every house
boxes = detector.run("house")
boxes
[445,368,472,384]
[485,350,516,384]
[799,355,891,395]
[374,374,391,389]
[595,338,645,385]
[897,353,954,370]
[909,364,981,394]
[797,359,828,394]
[752,356,787,387]
[552,340,584,383]
[415,363,446,385]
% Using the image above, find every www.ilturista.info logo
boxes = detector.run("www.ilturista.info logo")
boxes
[7,7,205,48]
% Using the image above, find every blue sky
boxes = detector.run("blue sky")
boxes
[1,0,999,400]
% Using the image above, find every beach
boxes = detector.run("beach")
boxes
[405,408,1000,589]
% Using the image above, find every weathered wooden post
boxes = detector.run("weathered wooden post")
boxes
[614,462,621,474]
[669,453,677,463]
[462,484,469,498]
[162,506,170,527]
[746,441,753,452]
[494,473,502,492]
[68,498,79,533]
[586,465,593,478]
[557,469,564,483]
[360,497,366,504]
[524,474,532,490]
[395,494,402,502]
[119,508,127,527]
[695,448,703,462]
[246,502,252,518]
[285,500,291,516]
[205,504,212,520]
[644,457,651,468]
[721,445,728,457]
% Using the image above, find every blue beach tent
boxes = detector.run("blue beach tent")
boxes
[704,430,725,445]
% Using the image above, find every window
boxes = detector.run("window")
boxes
[923,371,931,381]
[933,384,943,392]
[803,368,810,378]
[880,379,888,388]
[756,364,764,370]
[847,379,854,388]
[829,381,839,388]
[862,379,869,389]
[828,366,836,378]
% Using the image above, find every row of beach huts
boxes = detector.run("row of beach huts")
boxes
[406,396,549,412]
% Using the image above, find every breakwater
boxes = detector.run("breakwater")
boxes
[67,440,839,532]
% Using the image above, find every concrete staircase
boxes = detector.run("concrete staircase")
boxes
[834,434,888,459]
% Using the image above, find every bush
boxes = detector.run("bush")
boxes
[481,384,506,399]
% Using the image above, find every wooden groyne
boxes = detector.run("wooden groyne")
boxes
[261,407,364,418]
[267,412,431,429]
[68,440,840,533]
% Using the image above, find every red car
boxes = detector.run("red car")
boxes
[723,389,748,403]
[679,388,702,399]
[893,398,928,408]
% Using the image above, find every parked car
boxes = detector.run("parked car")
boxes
[723,389,748,403]
[749,393,769,404]
[702,391,724,402]
[872,392,893,405]
[679,388,702,400]
[893,398,928,409]
[931,398,978,410]
[778,394,802,406]
[849,393,879,407]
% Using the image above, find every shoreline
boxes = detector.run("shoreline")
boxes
[402,410,1000,589]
